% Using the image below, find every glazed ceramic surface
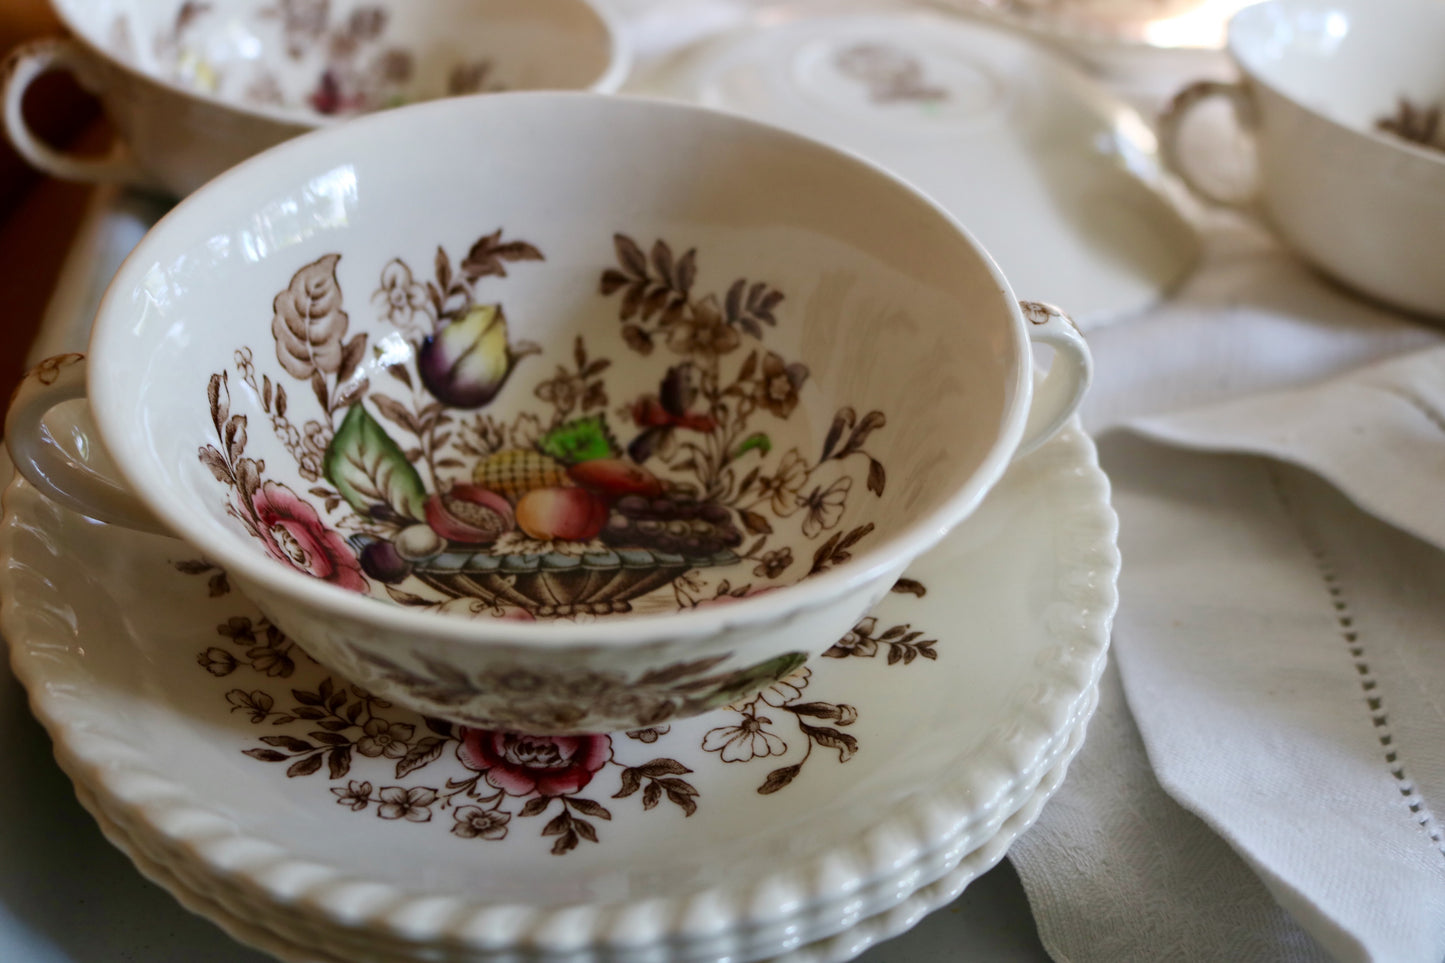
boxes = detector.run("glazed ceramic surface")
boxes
[632,7,1198,326]
[929,0,1254,50]
[1,0,626,196]
[64,715,1090,963]
[5,92,1091,733]
[1,420,1117,960]
[1158,0,1445,320]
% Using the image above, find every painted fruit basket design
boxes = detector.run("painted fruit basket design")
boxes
[200,230,889,618]
[365,540,741,618]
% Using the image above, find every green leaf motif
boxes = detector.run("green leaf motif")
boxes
[732,433,772,460]
[697,650,808,710]
[538,415,619,464]
[323,404,427,520]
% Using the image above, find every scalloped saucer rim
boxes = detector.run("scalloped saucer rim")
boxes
[0,421,1117,958]
[66,705,1092,963]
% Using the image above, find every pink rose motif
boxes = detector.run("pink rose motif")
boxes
[456,730,612,797]
[251,481,366,592]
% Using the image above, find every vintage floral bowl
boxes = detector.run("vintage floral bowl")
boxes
[7,92,1090,734]
[1159,0,1445,319]
[2,0,627,197]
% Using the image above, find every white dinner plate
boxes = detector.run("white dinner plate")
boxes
[629,4,1199,327]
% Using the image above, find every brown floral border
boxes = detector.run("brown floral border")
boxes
[181,562,936,854]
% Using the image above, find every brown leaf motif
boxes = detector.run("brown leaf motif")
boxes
[272,253,349,379]
[28,352,84,387]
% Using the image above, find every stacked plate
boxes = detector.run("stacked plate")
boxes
[0,409,1116,962]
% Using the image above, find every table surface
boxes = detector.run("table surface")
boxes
[0,187,1055,961]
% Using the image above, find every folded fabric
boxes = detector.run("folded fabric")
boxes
[1102,435,1445,962]
[1010,195,1445,960]
[1008,660,1331,963]
[1129,345,1445,554]
[1082,219,1443,435]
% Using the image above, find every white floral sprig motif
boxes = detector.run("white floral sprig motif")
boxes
[695,579,939,794]
[372,259,432,340]
[703,714,787,763]
[700,668,862,795]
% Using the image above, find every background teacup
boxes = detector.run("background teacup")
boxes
[3,0,628,197]
[6,92,1089,734]
[1158,0,1445,320]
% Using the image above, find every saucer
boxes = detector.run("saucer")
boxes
[66,707,1090,963]
[1,422,1116,960]
[66,698,1091,963]
[629,5,1199,326]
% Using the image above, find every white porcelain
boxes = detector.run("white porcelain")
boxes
[5,92,1092,734]
[65,712,1090,963]
[0,420,1117,960]
[2,0,628,197]
[1158,0,1445,321]
[928,0,1254,51]
[631,6,1199,327]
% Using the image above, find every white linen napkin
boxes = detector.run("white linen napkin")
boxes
[1007,206,1445,962]
[1080,219,1444,434]
[1105,437,1445,963]
[1128,345,1445,554]
[1009,659,1332,962]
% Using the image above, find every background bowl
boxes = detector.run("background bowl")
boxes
[3,0,628,196]
[13,92,1081,733]
[1161,0,1445,319]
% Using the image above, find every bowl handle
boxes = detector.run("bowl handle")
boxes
[1158,79,1260,211]
[2,37,152,187]
[1016,302,1091,458]
[5,354,169,534]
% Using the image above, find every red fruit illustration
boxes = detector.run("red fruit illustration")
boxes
[425,485,514,544]
[567,458,664,500]
[515,487,610,541]
[628,364,717,463]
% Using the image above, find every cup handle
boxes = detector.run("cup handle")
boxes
[1016,301,1091,458]
[1157,79,1260,211]
[5,354,168,534]
[2,37,152,187]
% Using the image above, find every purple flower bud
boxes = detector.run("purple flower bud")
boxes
[418,304,537,408]
[360,540,412,583]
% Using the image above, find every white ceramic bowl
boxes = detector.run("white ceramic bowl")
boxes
[1160,0,1445,320]
[7,92,1089,734]
[2,0,628,197]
